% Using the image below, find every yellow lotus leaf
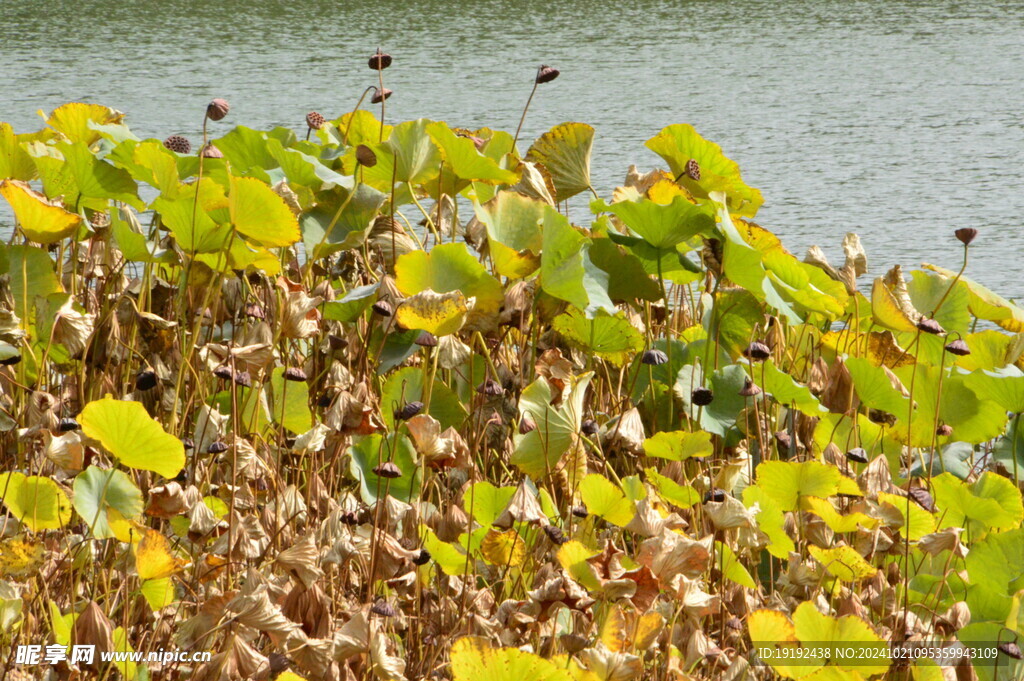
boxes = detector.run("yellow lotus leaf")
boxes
[0,471,73,532]
[42,102,124,145]
[480,528,526,567]
[754,460,842,512]
[450,636,573,681]
[748,609,804,679]
[139,577,177,611]
[135,528,186,580]
[0,537,46,579]
[556,540,602,591]
[0,179,82,244]
[525,122,594,202]
[395,289,470,336]
[808,544,878,582]
[228,175,300,248]
[871,277,917,333]
[79,396,185,478]
[802,497,878,533]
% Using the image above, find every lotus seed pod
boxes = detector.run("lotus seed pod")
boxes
[846,447,869,464]
[641,348,669,365]
[368,48,392,70]
[936,423,953,437]
[163,135,191,154]
[581,419,599,436]
[535,65,560,84]
[476,378,503,396]
[200,143,224,159]
[135,369,158,391]
[0,354,21,366]
[954,227,978,246]
[685,158,701,181]
[999,642,1023,660]
[233,370,252,388]
[691,387,714,406]
[283,367,308,382]
[412,549,431,566]
[773,431,792,452]
[414,331,438,347]
[370,88,393,104]
[743,341,771,361]
[58,417,80,433]
[370,600,396,617]
[206,98,230,121]
[571,504,588,518]
[703,488,727,503]
[208,441,229,454]
[944,339,970,356]
[372,300,393,316]
[268,653,290,675]
[374,461,402,478]
[916,318,945,335]
[394,401,424,421]
[908,487,936,512]
[356,144,378,167]
[305,111,325,130]
[181,438,194,450]
[519,416,537,434]
[738,378,762,397]
[543,525,567,545]
[213,365,233,380]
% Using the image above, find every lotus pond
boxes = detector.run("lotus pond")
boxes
[2,62,1024,681]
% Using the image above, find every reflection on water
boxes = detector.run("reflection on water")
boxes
[2,0,1023,297]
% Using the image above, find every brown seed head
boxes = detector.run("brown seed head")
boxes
[691,387,714,406]
[206,98,230,121]
[283,367,308,382]
[371,88,393,104]
[685,158,701,181]
[305,111,326,130]
[395,401,424,421]
[641,348,669,365]
[944,339,971,356]
[846,447,869,464]
[368,48,392,70]
[916,318,945,335]
[200,143,224,158]
[163,135,191,154]
[374,461,402,478]
[536,65,560,84]
[356,144,378,167]
[954,227,978,246]
[743,341,771,361]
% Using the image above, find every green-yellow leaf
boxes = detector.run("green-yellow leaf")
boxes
[643,430,712,461]
[229,175,300,247]
[79,397,185,478]
[579,474,635,527]
[526,122,594,202]
[0,472,72,532]
[0,179,81,243]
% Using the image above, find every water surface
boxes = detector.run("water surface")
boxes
[2,0,1022,298]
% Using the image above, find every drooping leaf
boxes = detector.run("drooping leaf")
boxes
[135,528,186,579]
[71,466,144,539]
[526,122,594,202]
[427,122,518,185]
[395,243,503,326]
[43,102,124,145]
[512,373,592,479]
[474,191,545,278]
[808,544,877,582]
[0,244,63,319]
[0,180,82,243]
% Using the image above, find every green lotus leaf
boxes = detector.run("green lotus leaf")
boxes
[394,242,503,325]
[380,366,467,431]
[210,126,277,175]
[450,635,574,681]
[907,270,970,333]
[876,492,935,541]
[348,433,420,504]
[511,372,592,478]
[552,308,643,366]
[267,139,352,191]
[58,142,143,209]
[396,289,469,336]
[228,175,300,248]
[329,110,393,147]
[908,441,976,480]
[846,356,910,417]
[759,361,826,415]
[474,191,545,278]
[743,485,795,558]
[963,368,1024,413]
[646,468,700,508]
[579,473,635,527]
[643,430,712,461]
[760,247,848,319]
[755,460,842,512]
[79,397,185,478]
[955,330,1024,372]
[0,244,63,320]
[645,123,763,217]
[140,577,177,611]
[526,122,594,202]
[71,465,143,539]
[715,540,756,588]
[958,622,1024,681]
[420,525,471,576]
[893,365,1007,446]
[0,122,37,181]
[267,367,311,434]
[790,601,891,677]
[152,182,233,254]
[464,481,517,527]
[597,194,714,251]
[932,471,1023,534]
[587,237,662,302]
[323,283,379,323]
[925,263,1024,333]
[106,140,181,196]
[301,184,387,260]
[0,471,72,532]
[0,179,82,244]
[681,364,752,436]
[539,206,599,310]
[427,121,518,186]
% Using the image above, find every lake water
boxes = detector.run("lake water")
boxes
[2,0,1023,300]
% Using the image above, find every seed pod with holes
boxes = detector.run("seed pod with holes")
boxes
[305,111,325,130]
[684,158,701,181]
[163,136,191,154]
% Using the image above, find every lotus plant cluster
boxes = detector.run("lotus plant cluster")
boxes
[1,54,1024,681]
